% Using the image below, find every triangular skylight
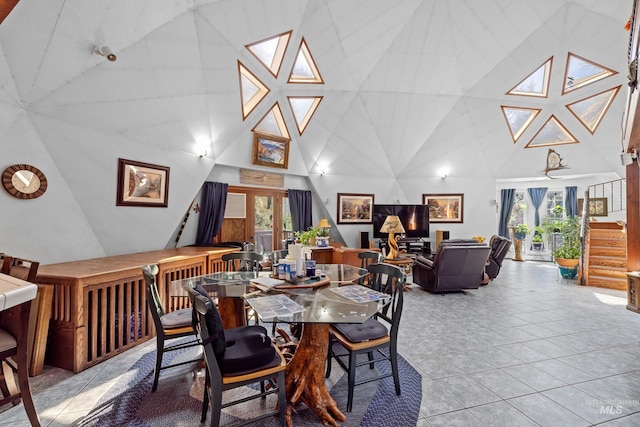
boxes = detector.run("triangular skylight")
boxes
[252,102,290,139]
[238,61,270,120]
[566,85,621,134]
[288,38,323,84]
[507,57,552,98]
[562,53,617,95]
[501,106,542,143]
[525,115,578,148]
[245,30,292,79]
[288,96,322,135]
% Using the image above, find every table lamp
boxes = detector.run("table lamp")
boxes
[317,218,331,230]
[380,215,405,259]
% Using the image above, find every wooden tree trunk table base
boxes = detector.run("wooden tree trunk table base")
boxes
[284,323,345,427]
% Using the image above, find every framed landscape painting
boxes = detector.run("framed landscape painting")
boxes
[423,193,464,223]
[337,193,374,224]
[116,158,170,207]
[252,132,290,169]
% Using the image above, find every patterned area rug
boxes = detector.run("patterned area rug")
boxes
[80,340,421,426]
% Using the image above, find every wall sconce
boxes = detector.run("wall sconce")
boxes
[195,137,211,157]
[94,45,117,62]
[439,167,449,179]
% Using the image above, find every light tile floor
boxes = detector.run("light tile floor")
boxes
[2,259,640,426]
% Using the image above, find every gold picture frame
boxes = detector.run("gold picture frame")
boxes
[423,193,464,223]
[116,158,170,207]
[578,197,608,217]
[252,132,290,169]
[337,193,374,224]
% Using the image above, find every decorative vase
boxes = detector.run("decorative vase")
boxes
[316,236,330,247]
[515,232,527,240]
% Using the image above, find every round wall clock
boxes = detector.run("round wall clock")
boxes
[2,164,48,199]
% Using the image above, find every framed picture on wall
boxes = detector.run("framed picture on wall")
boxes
[252,132,290,169]
[423,193,464,223]
[337,193,374,224]
[116,158,170,207]
[578,198,608,217]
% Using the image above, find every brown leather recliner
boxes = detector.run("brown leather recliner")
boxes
[413,241,491,293]
[485,235,512,280]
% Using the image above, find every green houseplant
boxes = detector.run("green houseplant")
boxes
[513,224,531,240]
[552,215,582,277]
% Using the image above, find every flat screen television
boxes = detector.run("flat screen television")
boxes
[372,204,429,238]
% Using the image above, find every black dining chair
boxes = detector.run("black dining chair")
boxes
[326,262,406,412]
[221,251,263,272]
[187,282,287,427]
[141,264,202,392]
[222,252,264,325]
[357,251,381,284]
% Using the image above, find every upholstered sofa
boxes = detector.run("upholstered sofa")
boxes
[485,235,512,280]
[413,240,491,293]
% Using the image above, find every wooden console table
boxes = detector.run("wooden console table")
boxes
[36,246,237,373]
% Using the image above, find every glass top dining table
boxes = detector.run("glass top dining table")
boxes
[169,264,386,324]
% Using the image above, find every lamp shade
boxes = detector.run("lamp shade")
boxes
[317,218,331,228]
[380,215,405,234]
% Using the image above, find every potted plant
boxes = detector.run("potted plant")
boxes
[532,231,544,250]
[513,224,531,240]
[297,228,319,246]
[552,215,582,278]
[315,226,331,247]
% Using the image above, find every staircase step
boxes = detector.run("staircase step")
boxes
[588,266,628,279]
[588,238,627,248]
[589,229,626,239]
[586,275,627,291]
[589,256,627,269]
[589,246,627,257]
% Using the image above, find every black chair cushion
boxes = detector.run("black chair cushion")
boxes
[226,325,268,341]
[193,284,226,359]
[334,318,388,343]
[220,333,277,375]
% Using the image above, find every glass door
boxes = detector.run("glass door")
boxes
[254,194,274,255]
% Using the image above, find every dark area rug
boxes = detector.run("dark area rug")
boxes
[79,340,421,426]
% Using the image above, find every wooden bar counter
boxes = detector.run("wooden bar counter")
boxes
[36,246,237,373]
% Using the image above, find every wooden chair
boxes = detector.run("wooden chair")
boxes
[0,298,41,426]
[141,264,202,392]
[221,251,263,272]
[188,284,287,427]
[1,257,39,282]
[326,263,405,412]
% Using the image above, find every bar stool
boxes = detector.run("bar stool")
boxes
[0,298,41,426]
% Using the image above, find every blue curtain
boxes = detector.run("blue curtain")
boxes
[288,189,312,232]
[195,182,228,246]
[565,186,578,217]
[527,187,548,227]
[498,189,515,238]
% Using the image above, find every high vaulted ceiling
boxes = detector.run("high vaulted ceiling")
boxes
[0,0,633,262]
[1,0,630,181]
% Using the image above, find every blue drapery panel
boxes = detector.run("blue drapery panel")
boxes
[288,189,312,232]
[196,182,228,246]
[499,189,516,238]
[565,186,578,217]
[527,187,548,227]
